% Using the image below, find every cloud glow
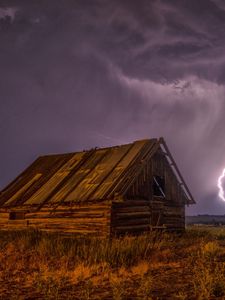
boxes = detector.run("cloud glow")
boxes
[0,7,18,22]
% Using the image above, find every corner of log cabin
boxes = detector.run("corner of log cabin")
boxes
[110,146,188,235]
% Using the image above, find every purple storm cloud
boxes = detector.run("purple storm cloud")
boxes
[1,0,225,214]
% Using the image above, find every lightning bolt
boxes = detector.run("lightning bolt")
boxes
[218,168,225,201]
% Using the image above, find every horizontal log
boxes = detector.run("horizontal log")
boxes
[113,224,150,231]
[114,212,151,219]
[45,205,111,212]
[115,206,150,213]
[151,210,165,214]
[151,225,166,229]
[26,217,110,225]
[113,200,149,207]
[0,222,109,231]
[112,218,150,227]
[27,225,110,232]
[53,213,109,219]
[26,212,110,219]
[0,213,9,218]
[0,220,109,228]
[0,225,25,230]
[30,224,108,230]
[43,229,109,236]
[0,220,8,224]
[26,225,109,232]
[151,200,165,204]
[164,203,185,208]
[113,228,150,235]
[8,220,28,225]
[0,226,109,236]
[4,204,112,213]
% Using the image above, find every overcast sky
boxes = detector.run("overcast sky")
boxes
[1,0,225,215]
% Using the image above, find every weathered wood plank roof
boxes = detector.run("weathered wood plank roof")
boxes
[0,139,157,207]
[0,138,195,208]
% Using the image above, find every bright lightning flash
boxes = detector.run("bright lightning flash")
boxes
[218,168,225,201]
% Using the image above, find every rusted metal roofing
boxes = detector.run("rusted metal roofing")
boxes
[0,138,195,208]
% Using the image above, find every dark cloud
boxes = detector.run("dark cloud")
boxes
[1,0,225,214]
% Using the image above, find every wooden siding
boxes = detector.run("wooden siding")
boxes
[111,200,151,235]
[120,148,186,233]
[151,150,185,231]
[126,160,153,200]
[0,203,111,236]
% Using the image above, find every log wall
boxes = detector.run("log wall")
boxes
[0,203,111,236]
[111,200,151,235]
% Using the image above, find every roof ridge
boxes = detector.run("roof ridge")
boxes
[35,138,157,158]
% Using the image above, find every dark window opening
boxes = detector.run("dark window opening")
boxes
[153,176,165,197]
[9,211,25,220]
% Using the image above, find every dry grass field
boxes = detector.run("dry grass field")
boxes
[0,227,225,299]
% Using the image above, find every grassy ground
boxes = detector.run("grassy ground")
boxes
[1,227,225,299]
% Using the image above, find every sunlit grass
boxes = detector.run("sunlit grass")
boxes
[1,226,225,298]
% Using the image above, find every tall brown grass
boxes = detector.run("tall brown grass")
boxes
[0,227,225,299]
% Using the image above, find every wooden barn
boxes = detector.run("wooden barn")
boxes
[0,138,195,236]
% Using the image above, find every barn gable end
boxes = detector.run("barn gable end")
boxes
[110,138,194,235]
